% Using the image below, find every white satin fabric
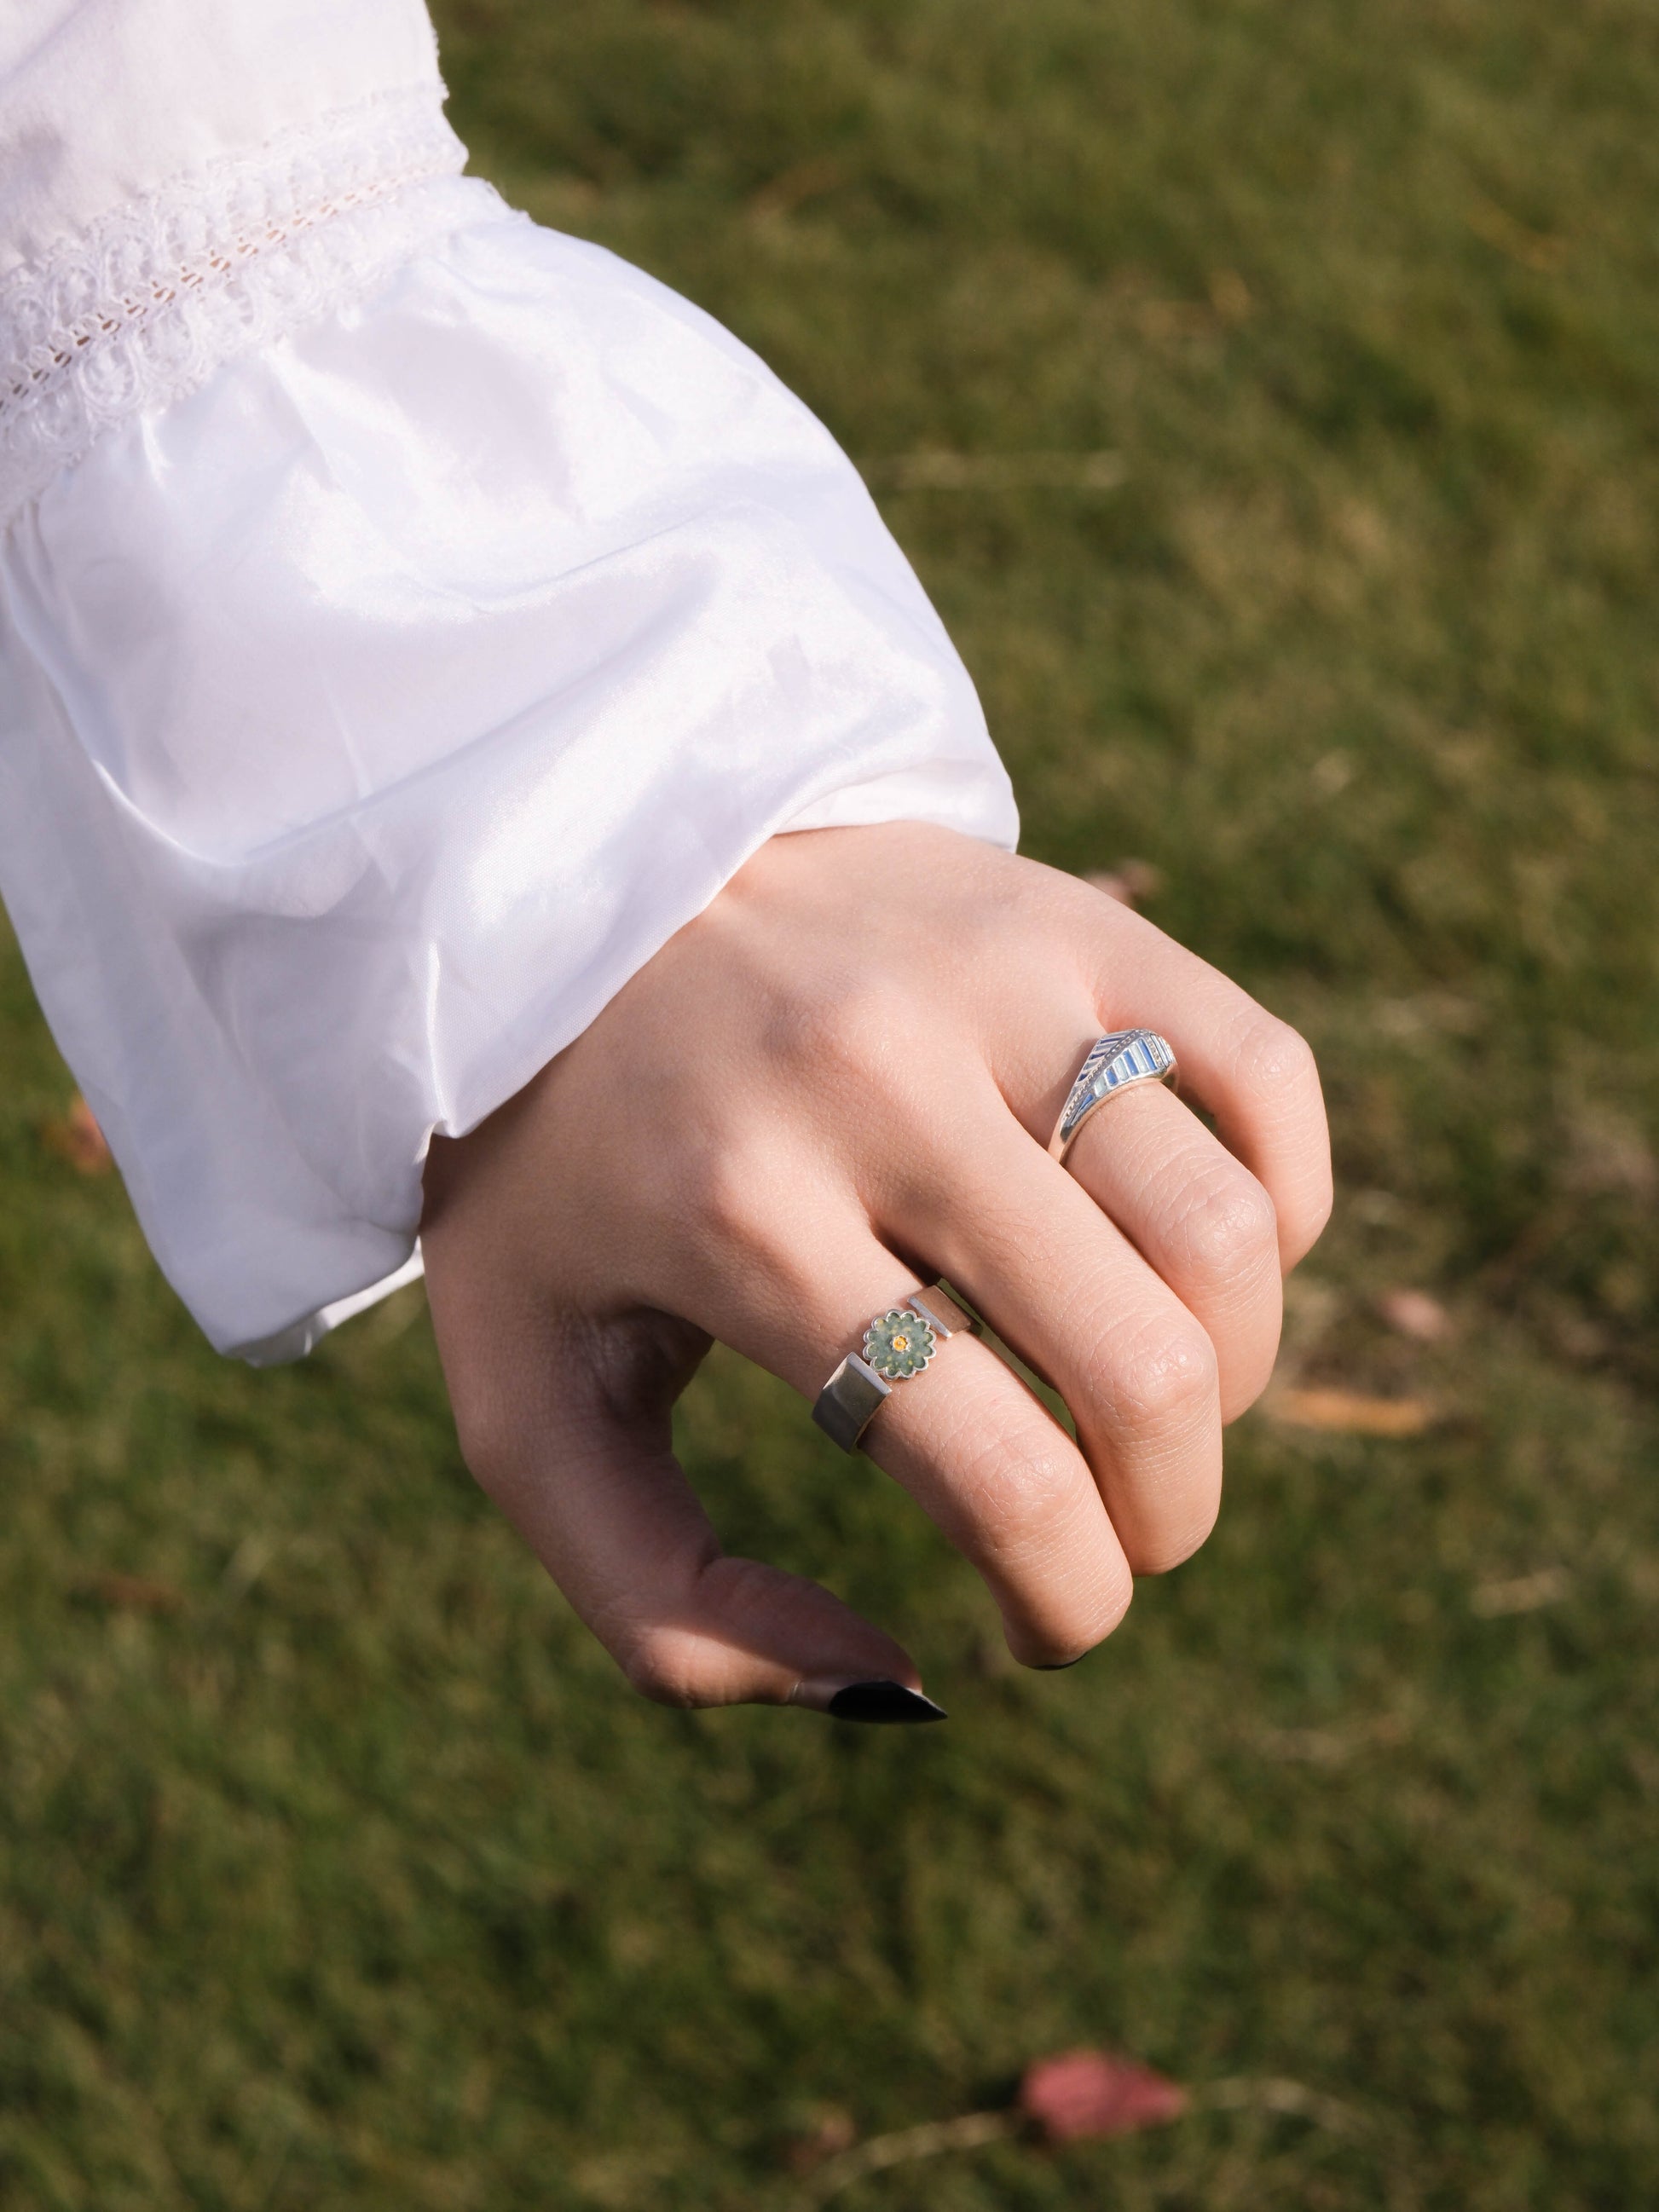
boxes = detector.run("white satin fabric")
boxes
[0,166,1015,1359]
[0,0,442,278]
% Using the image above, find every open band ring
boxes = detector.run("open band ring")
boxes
[1049,1029,1178,1162]
[812,1283,980,1454]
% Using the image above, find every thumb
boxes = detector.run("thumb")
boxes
[457,1314,946,1722]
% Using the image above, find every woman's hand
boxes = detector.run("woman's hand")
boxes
[419,823,1331,1717]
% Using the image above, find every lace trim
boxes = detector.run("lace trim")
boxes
[0,88,490,526]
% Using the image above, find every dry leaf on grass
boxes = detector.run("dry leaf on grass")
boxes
[1257,1713,1410,1766]
[859,450,1127,492]
[1267,1387,1438,1436]
[1465,193,1567,273]
[1378,1287,1454,1342]
[76,1572,186,1614]
[1085,858,1166,907]
[747,153,845,222]
[1471,1567,1572,1618]
[42,1094,112,1175]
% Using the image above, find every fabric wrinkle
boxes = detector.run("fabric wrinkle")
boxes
[0,0,1018,1362]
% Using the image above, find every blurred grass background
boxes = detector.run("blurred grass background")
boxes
[3,0,1658,2204]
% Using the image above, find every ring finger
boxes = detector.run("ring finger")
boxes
[1060,1077,1283,1423]
[683,1203,1136,1667]
[868,1087,1227,1580]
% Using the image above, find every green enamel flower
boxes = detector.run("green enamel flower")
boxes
[863,1308,938,1381]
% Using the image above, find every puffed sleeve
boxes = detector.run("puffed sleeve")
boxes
[0,0,1018,1362]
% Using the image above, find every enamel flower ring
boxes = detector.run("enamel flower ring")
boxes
[812,1284,980,1453]
[863,1308,938,1380]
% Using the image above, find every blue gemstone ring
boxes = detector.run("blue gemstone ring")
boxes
[1049,1030,1178,1162]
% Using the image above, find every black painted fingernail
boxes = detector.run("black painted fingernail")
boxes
[827,1680,949,1724]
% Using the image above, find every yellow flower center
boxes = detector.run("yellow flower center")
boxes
[892,1333,910,1353]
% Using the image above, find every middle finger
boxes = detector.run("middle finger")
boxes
[875,1086,1226,1577]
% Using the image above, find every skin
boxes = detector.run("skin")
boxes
[420,822,1332,1713]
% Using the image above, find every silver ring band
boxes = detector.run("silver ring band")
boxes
[1049,1029,1177,1161]
[812,1282,979,1454]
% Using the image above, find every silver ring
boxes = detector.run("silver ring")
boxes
[1049,1029,1177,1161]
[812,1283,979,1454]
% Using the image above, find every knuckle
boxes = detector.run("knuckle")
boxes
[933,1416,1094,1558]
[944,1428,1135,1666]
[672,1136,782,1263]
[775,977,895,1085]
[961,1436,1089,1566]
[1176,1168,1280,1281]
[1233,1011,1321,1109]
[1105,1314,1219,1435]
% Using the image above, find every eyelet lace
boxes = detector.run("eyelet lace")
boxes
[0,86,491,526]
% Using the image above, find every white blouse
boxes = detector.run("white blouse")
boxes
[0,1,1016,1361]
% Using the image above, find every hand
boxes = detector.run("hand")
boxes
[419,823,1331,1716]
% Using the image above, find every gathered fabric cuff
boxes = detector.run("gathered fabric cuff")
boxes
[0,98,1016,1363]
[0,85,471,526]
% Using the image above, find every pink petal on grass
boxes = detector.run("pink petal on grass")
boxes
[1019,2049,1188,2142]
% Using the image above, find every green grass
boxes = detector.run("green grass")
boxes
[3,1,1658,2204]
